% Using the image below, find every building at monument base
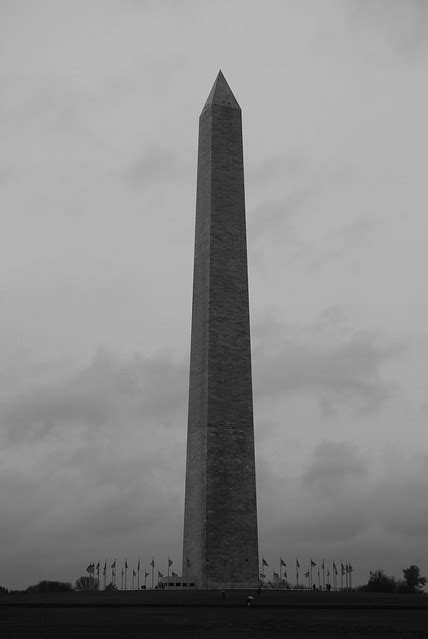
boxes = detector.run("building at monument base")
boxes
[182,71,259,590]
[158,576,198,590]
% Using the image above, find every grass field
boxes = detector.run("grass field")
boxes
[1,590,427,638]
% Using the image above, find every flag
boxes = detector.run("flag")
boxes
[262,557,268,567]
[111,560,116,569]
[349,564,353,573]
[145,571,149,578]
[284,570,287,579]
[304,571,310,578]
[168,558,173,567]
[280,558,286,567]
[86,563,93,573]
[96,562,99,571]
[158,571,163,578]
[103,561,106,575]
[133,569,136,577]
[327,569,330,577]
[137,558,140,571]
[341,562,345,575]
[121,568,124,576]
[333,562,337,575]
[260,573,265,579]
[150,558,155,568]
[125,559,128,569]
[296,559,300,569]
[273,571,279,579]
[186,558,191,567]
[311,560,316,567]
[321,559,325,570]
[172,571,178,576]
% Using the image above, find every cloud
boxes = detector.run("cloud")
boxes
[253,318,404,414]
[348,0,428,57]
[0,348,188,586]
[0,334,423,590]
[0,348,187,447]
[301,441,368,493]
[124,147,188,187]
[258,440,428,586]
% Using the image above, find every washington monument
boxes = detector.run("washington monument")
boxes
[182,71,259,588]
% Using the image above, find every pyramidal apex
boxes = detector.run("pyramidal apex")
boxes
[201,70,240,113]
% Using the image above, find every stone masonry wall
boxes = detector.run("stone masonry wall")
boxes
[183,78,259,588]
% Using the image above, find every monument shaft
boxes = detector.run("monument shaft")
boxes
[183,72,259,588]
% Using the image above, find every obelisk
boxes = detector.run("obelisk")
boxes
[182,71,259,589]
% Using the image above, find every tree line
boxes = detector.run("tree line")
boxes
[358,565,426,594]
[0,564,425,594]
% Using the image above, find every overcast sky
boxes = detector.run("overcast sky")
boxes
[1,0,428,590]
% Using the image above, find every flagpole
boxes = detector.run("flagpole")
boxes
[310,562,312,589]
[151,558,154,590]
[296,559,299,588]
[97,563,100,590]
[137,559,140,591]
[168,556,170,579]
[322,560,325,591]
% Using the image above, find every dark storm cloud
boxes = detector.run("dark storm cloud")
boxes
[0,349,188,582]
[258,441,428,586]
[0,349,187,447]
[284,508,368,544]
[258,441,370,544]
[348,0,428,56]
[307,212,385,273]
[248,187,319,240]
[247,151,318,240]
[253,322,404,414]
[247,153,369,247]
[125,147,187,186]
[301,441,368,492]
[246,151,308,187]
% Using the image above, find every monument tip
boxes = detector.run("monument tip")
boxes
[202,70,240,112]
